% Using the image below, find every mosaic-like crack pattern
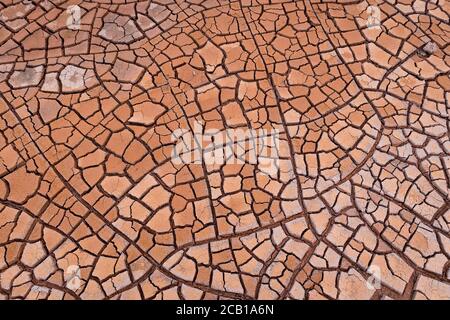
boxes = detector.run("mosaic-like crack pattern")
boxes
[0,0,449,300]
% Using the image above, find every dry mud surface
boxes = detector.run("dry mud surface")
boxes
[0,0,449,300]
